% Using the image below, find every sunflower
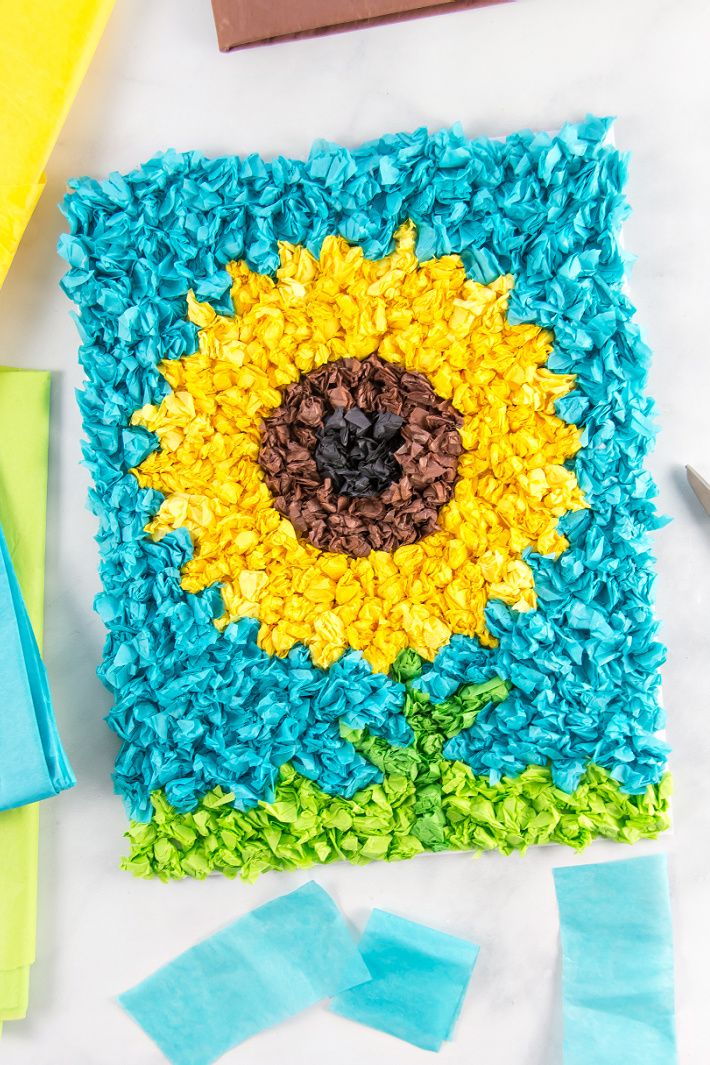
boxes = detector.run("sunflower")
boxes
[131,223,586,674]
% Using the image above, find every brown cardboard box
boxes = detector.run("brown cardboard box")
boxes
[211,0,509,52]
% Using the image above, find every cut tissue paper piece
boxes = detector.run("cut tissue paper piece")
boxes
[0,368,52,1026]
[330,908,479,1051]
[0,0,116,289]
[118,881,370,1065]
[60,117,671,882]
[553,855,677,1065]
[0,521,75,808]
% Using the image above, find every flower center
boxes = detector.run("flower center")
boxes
[314,405,404,497]
[258,354,463,557]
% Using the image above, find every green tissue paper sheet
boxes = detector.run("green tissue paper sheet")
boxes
[0,366,50,1027]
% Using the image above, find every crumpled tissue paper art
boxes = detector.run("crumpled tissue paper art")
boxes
[59,116,672,881]
[330,908,479,1051]
[118,881,370,1065]
[553,855,677,1065]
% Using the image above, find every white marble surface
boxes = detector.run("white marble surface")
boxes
[1,0,708,1061]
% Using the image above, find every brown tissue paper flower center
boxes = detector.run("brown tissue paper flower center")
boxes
[258,354,463,557]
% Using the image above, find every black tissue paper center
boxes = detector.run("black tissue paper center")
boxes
[315,406,404,497]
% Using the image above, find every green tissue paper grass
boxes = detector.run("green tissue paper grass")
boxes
[122,652,671,883]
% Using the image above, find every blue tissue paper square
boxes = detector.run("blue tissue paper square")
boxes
[553,855,677,1065]
[118,881,370,1065]
[329,908,479,1051]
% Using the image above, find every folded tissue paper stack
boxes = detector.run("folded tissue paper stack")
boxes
[0,367,75,1031]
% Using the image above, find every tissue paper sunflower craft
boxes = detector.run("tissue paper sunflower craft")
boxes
[60,118,671,883]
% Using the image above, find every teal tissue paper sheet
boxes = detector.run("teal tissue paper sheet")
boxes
[0,520,75,811]
[329,909,479,1052]
[553,855,677,1065]
[118,881,370,1065]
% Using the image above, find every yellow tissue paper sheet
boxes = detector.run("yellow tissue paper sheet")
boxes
[0,0,116,289]
[0,183,46,275]
[0,367,51,1026]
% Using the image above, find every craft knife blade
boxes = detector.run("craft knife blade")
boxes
[686,465,710,517]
